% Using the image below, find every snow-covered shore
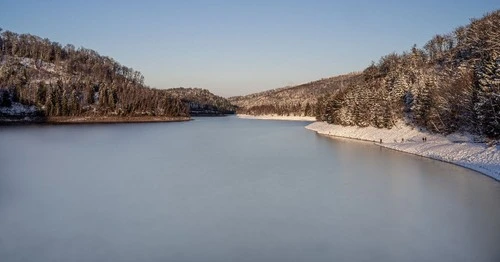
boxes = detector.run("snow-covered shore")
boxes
[306,122,500,181]
[237,114,316,121]
[0,102,39,115]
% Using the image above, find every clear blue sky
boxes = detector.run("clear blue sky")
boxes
[1,0,498,97]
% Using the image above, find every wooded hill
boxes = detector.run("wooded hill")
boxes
[165,88,236,116]
[235,10,500,139]
[229,72,362,116]
[0,29,234,121]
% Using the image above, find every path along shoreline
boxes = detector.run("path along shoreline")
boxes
[306,122,500,181]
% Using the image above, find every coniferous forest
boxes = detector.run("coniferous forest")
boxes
[0,29,235,121]
[233,11,500,139]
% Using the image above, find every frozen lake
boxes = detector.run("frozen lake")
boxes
[1,116,499,262]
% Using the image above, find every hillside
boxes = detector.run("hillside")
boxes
[166,88,236,116]
[314,10,500,140]
[0,30,233,122]
[229,72,362,116]
[234,10,500,140]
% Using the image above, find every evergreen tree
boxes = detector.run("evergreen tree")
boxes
[35,82,47,105]
[412,81,433,128]
[474,56,500,138]
[61,89,69,116]
[86,84,95,105]
[69,89,80,115]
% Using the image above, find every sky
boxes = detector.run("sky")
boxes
[1,1,498,97]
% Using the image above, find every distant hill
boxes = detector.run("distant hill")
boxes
[166,87,236,116]
[229,72,363,116]
[0,29,233,122]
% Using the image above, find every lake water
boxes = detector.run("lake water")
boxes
[1,116,499,262]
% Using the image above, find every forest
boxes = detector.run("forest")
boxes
[235,11,500,139]
[0,29,234,121]
[315,10,499,139]
[230,73,363,117]
[165,88,236,116]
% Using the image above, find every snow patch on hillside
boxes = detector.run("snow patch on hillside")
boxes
[238,114,316,121]
[0,102,38,115]
[3,56,58,73]
[306,121,500,181]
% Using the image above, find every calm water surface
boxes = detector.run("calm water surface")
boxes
[1,117,499,262]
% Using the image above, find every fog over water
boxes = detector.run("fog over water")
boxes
[1,117,499,262]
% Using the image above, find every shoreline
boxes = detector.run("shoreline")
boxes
[0,116,191,125]
[306,122,500,181]
[237,114,316,121]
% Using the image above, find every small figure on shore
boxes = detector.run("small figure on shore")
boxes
[422,137,425,142]
[380,139,382,143]
[401,138,404,142]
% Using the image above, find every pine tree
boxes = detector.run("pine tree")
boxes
[98,86,108,108]
[412,81,433,128]
[304,102,312,116]
[45,86,56,116]
[474,56,500,138]
[107,88,117,109]
[315,95,327,121]
[35,82,47,105]
[69,89,80,115]
[86,84,95,105]
[61,89,69,116]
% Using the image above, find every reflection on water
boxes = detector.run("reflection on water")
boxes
[0,117,499,262]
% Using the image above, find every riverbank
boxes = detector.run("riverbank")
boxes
[237,114,316,121]
[0,116,191,125]
[306,122,500,181]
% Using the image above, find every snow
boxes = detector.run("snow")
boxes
[237,114,316,121]
[19,57,33,67]
[5,56,57,73]
[306,121,500,181]
[0,102,38,115]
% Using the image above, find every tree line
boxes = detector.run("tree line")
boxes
[315,10,499,139]
[0,29,192,118]
[241,102,315,116]
[165,88,236,115]
[231,73,363,117]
